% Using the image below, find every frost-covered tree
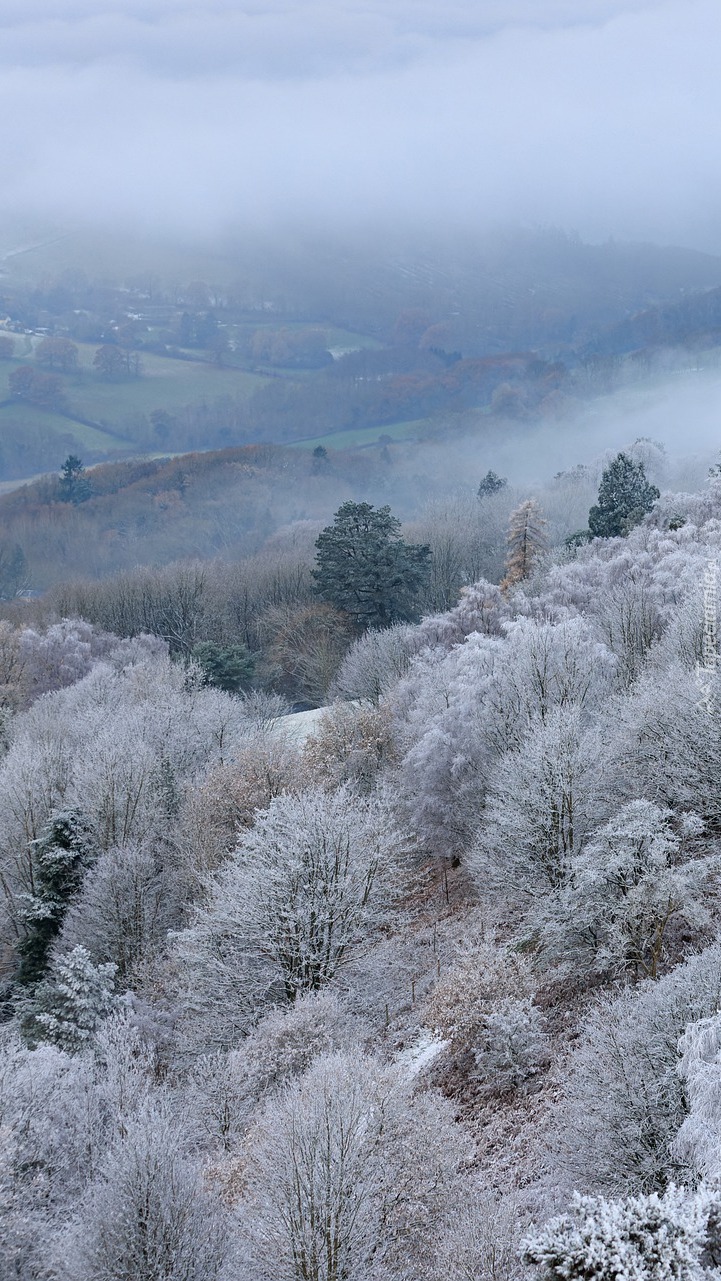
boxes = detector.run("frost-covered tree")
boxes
[425,941,547,1094]
[61,1103,229,1281]
[303,700,396,793]
[16,807,96,987]
[58,841,178,979]
[331,621,419,702]
[175,787,401,1046]
[188,991,364,1153]
[500,499,548,590]
[470,707,606,897]
[22,946,119,1053]
[239,1051,471,1281]
[615,664,721,831]
[396,616,614,861]
[538,802,713,979]
[553,942,721,1194]
[0,1032,98,1280]
[523,1185,718,1281]
[675,1014,721,1181]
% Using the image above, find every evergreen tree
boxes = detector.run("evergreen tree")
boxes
[17,808,96,987]
[21,946,118,1052]
[477,470,507,499]
[313,501,431,630]
[588,452,660,538]
[191,640,255,693]
[500,499,548,590]
[59,455,91,504]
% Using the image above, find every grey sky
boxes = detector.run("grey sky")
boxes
[1,1,718,248]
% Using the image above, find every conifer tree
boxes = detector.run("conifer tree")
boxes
[17,808,96,987]
[588,452,659,539]
[477,470,507,499]
[313,501,431,630]
[500,499,547,590]
[21,946,118,1052]
[59,455,92,504]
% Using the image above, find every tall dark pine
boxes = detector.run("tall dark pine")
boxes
[313,500,431,630]
[59,455,91,504]
[588,453,659,539]
[477,470,507,499]
[17,809,95,987]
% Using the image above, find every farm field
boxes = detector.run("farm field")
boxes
[292,417,431,450]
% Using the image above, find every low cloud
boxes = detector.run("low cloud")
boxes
[0,1,718,248]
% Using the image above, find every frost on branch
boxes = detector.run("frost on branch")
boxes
[523,1185,717,1281]
[425,940,548,1095]
[174,786,402,1048]
[239,1050,472,1281]
[21,945,119,1053]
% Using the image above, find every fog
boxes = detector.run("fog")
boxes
[1,0,719,249]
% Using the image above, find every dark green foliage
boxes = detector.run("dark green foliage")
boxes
[477,470,508,498]
[0,542,28,599]
[588,452,660,539]
[312,444,330,474]
[313,500,431,630]
[59,455,92,505]
[564,529,592,550]
[17,809,96,987]
[191,641,255,692]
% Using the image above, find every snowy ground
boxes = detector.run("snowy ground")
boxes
[272,706,328,746]
[396,1030,449,1080]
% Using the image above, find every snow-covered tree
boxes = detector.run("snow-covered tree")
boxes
[239,1051,471,1281]
[303,699,396,793]
[426,940,547,1094]
[175,787,401,1047]
[331,621,421,703]
[538,802,713,979]
[470,706,606,898]
[588,451,660,539]
[22,946,119,1053]
[553,943,721,1194]
[188,991,364,1153]
[675,1013,721,1181]
[61,1103,229,1281]
[500,499,548,590]
[58,841,179,979]
[0,1032,99,1280]
[16,807,96,986]
[523,1185,718,1281]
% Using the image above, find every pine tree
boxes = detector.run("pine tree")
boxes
[588,452,660,539]
[477,470,507,499]
[500,499,547,590]
[21,946,118,1052]
[59,455,92,504]
[191,640,255,692]
[313,501,431,629]
[17,808,96,987]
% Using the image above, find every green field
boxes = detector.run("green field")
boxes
[291,418,431,450]
[69,346,268,423]
[0,344,270,429]
[0,399,128,451]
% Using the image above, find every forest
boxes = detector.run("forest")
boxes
[2,426,721,1279]
[5,0,721,1275]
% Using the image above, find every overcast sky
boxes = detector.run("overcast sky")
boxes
[1,0,719,249]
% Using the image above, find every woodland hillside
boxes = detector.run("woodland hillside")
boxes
[3,456,721,1277]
